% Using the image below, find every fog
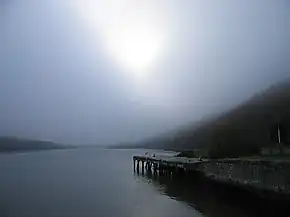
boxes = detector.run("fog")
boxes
[1,0,290,145]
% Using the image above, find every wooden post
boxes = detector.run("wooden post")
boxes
[148,162,152,171]
[159,164,163,176]
[137,160,140,173]
[142,161,144,173]
[153,163,157,173]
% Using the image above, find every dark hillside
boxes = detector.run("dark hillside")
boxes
[0,137,66,152]
[136,79,290,157]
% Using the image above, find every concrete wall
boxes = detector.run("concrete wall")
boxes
[195,159,290,194]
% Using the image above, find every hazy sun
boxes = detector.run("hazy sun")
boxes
[106,26,163,76]
[72,0,166,81]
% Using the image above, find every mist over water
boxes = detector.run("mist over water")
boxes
[1,1,290,216]
[1,0,290,145]
[0,149,289,217]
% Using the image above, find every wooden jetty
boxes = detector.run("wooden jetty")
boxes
[133,155,205,174]
[133,155,290,195]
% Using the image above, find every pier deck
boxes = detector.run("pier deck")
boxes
[133,155,290,195]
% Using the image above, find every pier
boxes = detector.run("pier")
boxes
[133,155,290,195]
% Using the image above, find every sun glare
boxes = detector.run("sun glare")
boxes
[72,0,166,81]
[106,26,163,77]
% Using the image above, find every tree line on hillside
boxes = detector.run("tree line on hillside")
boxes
[0,137,66,152]
[131,79,290,158]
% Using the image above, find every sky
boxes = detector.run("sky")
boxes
[0,0,290,145]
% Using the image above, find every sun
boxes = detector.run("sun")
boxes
[71,0,166,81]
[105,26,163,78]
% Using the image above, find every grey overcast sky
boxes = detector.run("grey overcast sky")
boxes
[0,0,290,145]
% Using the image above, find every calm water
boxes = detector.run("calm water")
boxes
[0,148,289,217]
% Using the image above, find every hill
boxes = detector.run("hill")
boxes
[129,79,290,157]
[0,137,67,153]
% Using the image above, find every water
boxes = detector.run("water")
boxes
[0,148,289,217]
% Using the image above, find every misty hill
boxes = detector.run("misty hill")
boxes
[0,137,66,153]
[129,79,290,157]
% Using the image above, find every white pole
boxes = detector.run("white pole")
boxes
[278,124,281,144]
